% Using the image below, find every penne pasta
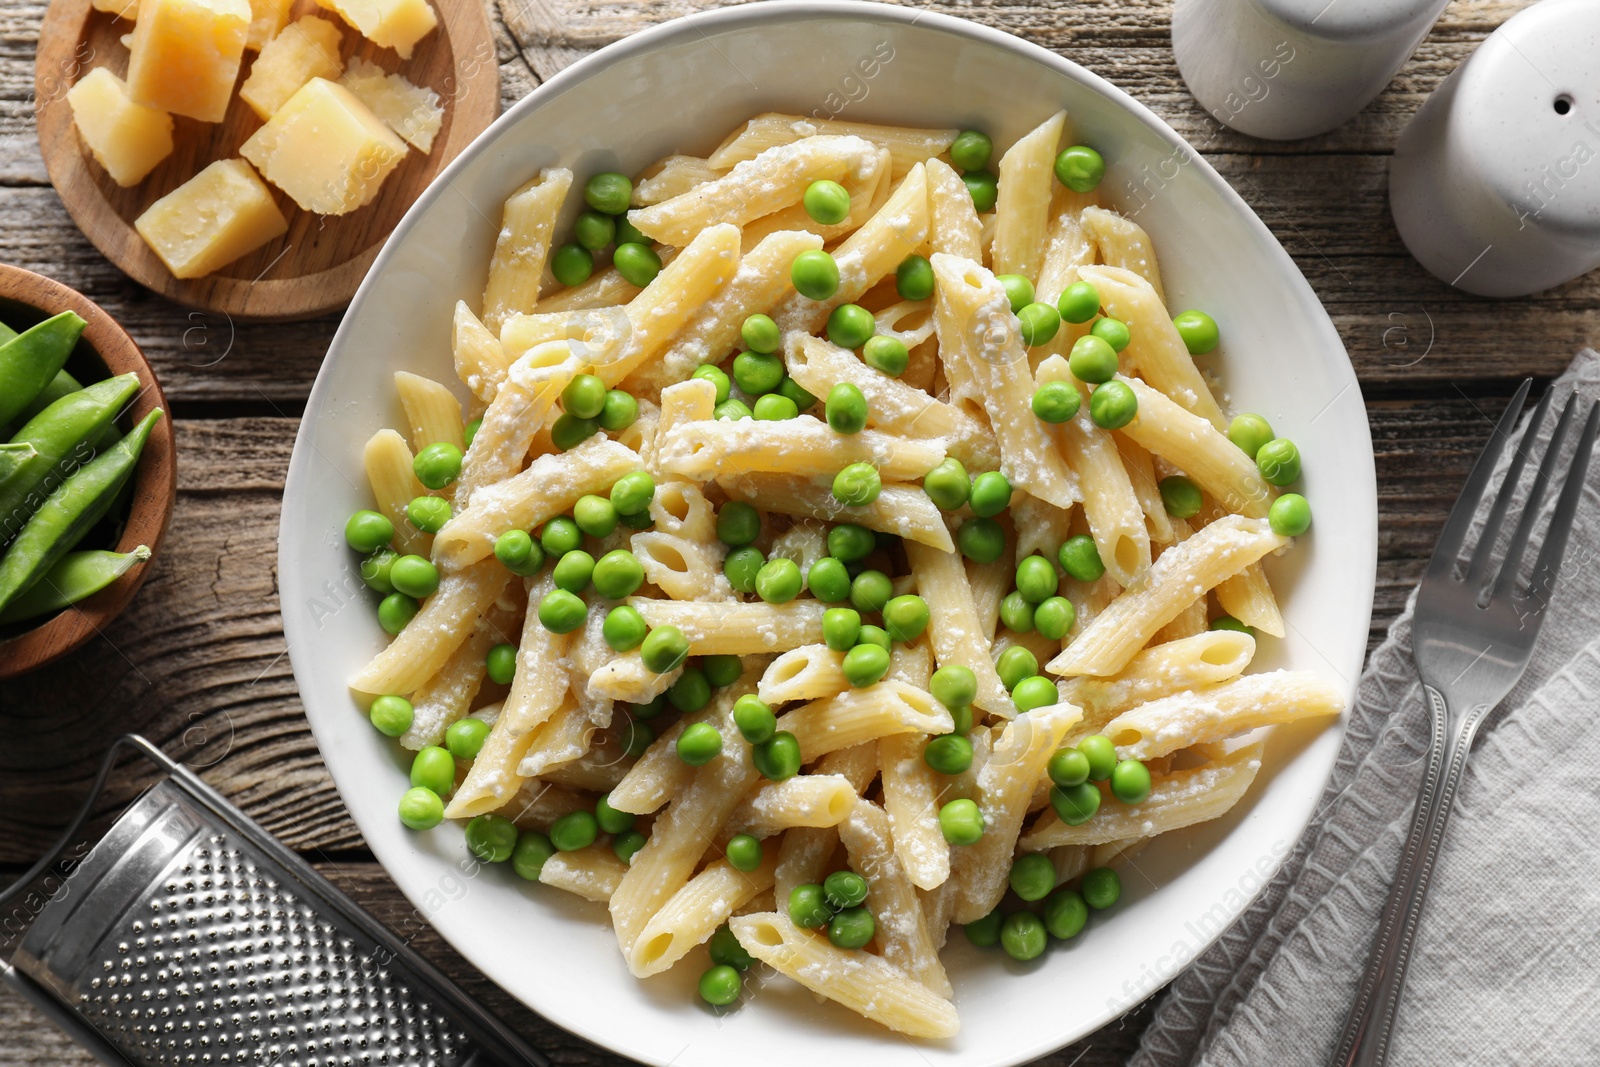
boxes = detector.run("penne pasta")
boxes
[904,539,1012,716]
[759,644,851,704]
[1101,670,1343,760]
[1081,206,1166,305]
[629,597,825,655]
[837,799,952,997]
[1116,375,1274,518]
[482,168,573,334]
[877,731,952,891]
[1059,630,1256,730]
[707,113,959,180]
[726,775,858,837]
[991,110,1065,279]
[394,371,465,454]
[452,300,513,404]
[350,559,507,695]
[630,854,778,976]
[925,157,984,261]
[540,846,628,903]
[363,428,432,557]
[718,472,955,552]
[775,681,952,762]
[660,415,944,484]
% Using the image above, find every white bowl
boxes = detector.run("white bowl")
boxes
[280,4,1377,1064]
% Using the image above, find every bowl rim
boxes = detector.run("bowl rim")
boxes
[284,1,1378,1061]
[0,263,176,678]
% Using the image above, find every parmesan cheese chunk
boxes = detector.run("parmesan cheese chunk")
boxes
[245,0,294,50]
[340,57,442,152]
[314,0,437,59]
[239,14,344,119]
[125,0,251,123]
[134,158,288,278]
[66,67,173,187]
[240,77,408,214]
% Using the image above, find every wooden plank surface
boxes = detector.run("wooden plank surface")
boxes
[0,0,1579,1064]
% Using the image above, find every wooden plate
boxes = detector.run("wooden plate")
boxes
[33,0,500,322]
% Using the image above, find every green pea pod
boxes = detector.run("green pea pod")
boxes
[0,372,141,543]
[0,545,150,624]
[0,311,87,427]
[0,407,161,614]
[2,369,85,438]
[0,319,16,344]
[0,443,39,485]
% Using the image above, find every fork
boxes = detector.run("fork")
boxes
[1333,380,1600,1067]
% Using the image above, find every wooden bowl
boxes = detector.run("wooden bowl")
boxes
[0,264,176,679]
[33,0,500,322]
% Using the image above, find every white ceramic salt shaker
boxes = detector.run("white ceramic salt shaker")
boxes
[1389,0,1600,298]
[1171,0,1449,140]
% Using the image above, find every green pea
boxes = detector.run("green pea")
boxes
[560,374,605,422]
[1269,493,1312,536]
[641,624,690,673]
[538,589,588,634]
[391,554,440,598]
[592,549,643,599]
[939,798,985,846]
[1078,734,1117,780]
[709,923,754,971]
[1110,759,1152,804]
[753,393,799,421]
[732,350,784,395]
[823,304,873,352]
[788,884,833,928]
[446,717,490,760]
[1228,413,1274,459]
[1048,746,1090,788]
[398,786,443,830]
[708,503,755,549]
[1069,334,1119,384]
[791,249,840,301]
[407,495,451,534]
[733,694,776,744]
[862,335,909,376]
[969,470,1012,517]
[931,664,977,709]
[692,363,732,403]
[494,529,543,576]
[1057,280,1101,324]
[574,494,618,538]
[723,546,765,593]
[1050,781,1101,825]
[997,645,1038,690]
[552,244,594,287]
[714,397,753,421]
[361,548,399,594]
[1159,475,1203,519]
[1034,596,1076,640]
[1089,380,1138,429]
[737,314,781,357]
[1013,675,1059,713]
[1058,534,1105,582]
[754,557,803,604]
[923,734,973,775]
[828,906,876,950]
[550,810,599,852]
[849,569,893,614]
[614,216,647,247]
[1010,852,1056,902]
[703,654,742,688]
[486,642,517,684]
[803,178,852,225]
[1173,309,1219,354]
[410,746,455,795]
[896,254,934,300]
[600,390,639,431]
[1018,302,1062,347]
[1082,866,1121,909]
[883,594,930,642]
[603,604,648,651]
[1015,554,1060,604]
[605,474,653,523]
[596,797,636,840]
[669,668,713,714]
[997,274,1035,313]
[821,870,868,911]
[957,517,1006,564]
[619,720,654,757]
[412,442,463,491]
[921,457,969,510]
[828,523,876,562]
[465,814,518,863]
[1256,438,1301,486]
[369,695,413,737]
[701,961,745,1007]
[1043,887,1089,939]
[725,833,763,873]
[842,642,890,688]
[949,129,993,171]
[1000,591,1035,634]
[464,417,482,448]
[777,375,817,412]
[832,462,881,507]
[1210,615,1254,635]
[825,382,869,434]
[822,606,862,651]
[511,830,555,880]
[963,170,998,212]
[551,412,599,450]
[552,548,595,593]
[1091,316,1131,353]
[378,593,419,634]
[1032,380,1081,424]
[753,730,801,781]
[1054,144,1105,193]
[614,243,662,287]
[965,909,1003,947]
[584,171,632,214]
[612,830,647,864]
[950,703,975,735]
[540,516,582,557]
[807,556,852,602]
[630,693,668,720]
[857,624,890,651]
[574,209,615,250]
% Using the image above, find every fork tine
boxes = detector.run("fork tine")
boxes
[1491,391,1581,603]
[1428,378,1532,580]
[1520,400,1600,610]
[1465,384,1553,588]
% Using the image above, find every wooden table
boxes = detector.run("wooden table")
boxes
[0,0,1578,1063]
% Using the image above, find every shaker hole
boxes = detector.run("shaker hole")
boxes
[1555,95,1574,116]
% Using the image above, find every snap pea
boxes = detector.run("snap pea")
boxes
[2,370,82,437]
[0,311,86,427]
[0,545,150,624]
[0,443,38,484]
[0,319,13,344]
[0,408,161,614]
[0,372,140,541]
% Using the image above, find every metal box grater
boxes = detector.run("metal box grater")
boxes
[1,735,542,1067]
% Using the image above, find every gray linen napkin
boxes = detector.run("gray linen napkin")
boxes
[1132,351,1600,1067]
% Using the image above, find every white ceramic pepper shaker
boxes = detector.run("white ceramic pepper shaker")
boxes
[1171,0,1449,140]
[1389,0,1600,298]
